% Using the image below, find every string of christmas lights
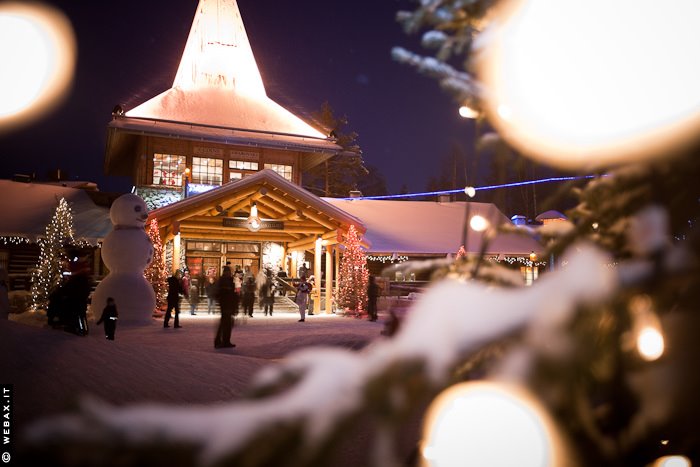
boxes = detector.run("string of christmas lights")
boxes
[488,255,547,267]
[144,219,168,309]
[336,225,369,316]
[339,175,597,200]
[30,198,76,310]
[366,254,409,263]
[0,236,32,245]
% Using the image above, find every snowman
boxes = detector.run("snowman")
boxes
[92,194,155,325]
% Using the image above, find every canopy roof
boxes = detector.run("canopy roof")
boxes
[148,169,365,251]
[0,180,111,245]
[105,0,338,176]
[323,198,543,256]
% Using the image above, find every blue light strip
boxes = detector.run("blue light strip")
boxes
[338,175,597,200]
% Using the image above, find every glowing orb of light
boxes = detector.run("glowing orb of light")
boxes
[653,455,692,467]
[0,2,76,132]
[464,186,476,198]
[637,326,665,361]
[459,105,480,119]
[421,382,562,467]
[469,214,489,232]
[478,0,700,169]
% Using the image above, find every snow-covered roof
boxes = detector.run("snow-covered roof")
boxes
[535,210,568,221]
[323,198,542,255]
[149,169,365,237]
[122,0,326,140]
[0,180,111,244]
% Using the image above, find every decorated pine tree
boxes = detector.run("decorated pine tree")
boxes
[144,219,167,309]
[336,224,369,316]
[31,197,75,310]
[455,244,466,259]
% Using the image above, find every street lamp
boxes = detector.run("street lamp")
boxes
[183,167,191,198]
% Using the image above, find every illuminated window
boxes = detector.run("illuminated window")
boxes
[192,157,223,185]
[153,154,186,186]
[264,163,293,181]
[229,160,258,180]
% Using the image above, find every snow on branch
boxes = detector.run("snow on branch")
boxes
[26,243,616,466]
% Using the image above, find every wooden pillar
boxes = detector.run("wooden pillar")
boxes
[281,244,288,275]
[173,233,181,273]
[290,250,298,278]
[335,244,340,298]
[314,237,322,314]
[325,245,333,314]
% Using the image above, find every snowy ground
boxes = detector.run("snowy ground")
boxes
[0,309,387,434]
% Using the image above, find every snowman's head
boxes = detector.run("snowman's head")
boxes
[110,194,148,227]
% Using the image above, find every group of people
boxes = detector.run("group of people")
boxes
[46,259,93,336]
[163,265,287,348]
[160,266,383,348]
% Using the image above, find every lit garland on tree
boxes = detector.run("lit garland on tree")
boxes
[30,197,75,310]
[456,245,466,259]
[336,225,369,316]
[144,219,167,310]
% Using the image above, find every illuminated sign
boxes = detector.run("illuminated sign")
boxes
[223,218,284,230]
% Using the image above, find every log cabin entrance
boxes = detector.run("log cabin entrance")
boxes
[184,240,260,281]
[150,169,367,314]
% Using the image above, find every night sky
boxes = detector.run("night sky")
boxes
[0,0,474,195]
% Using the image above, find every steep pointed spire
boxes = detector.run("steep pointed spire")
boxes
[124,0,326,139]
[173,0,265,96]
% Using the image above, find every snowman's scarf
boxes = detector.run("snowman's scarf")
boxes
[114,225,146,231]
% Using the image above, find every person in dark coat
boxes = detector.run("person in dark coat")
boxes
[214,266,236,348]
[259,270,274,316]
[62,259,92,336]
[367,275,379,322]
[96,297,119,340]
[47,280,67,327]
[164,270,184,328]
[205,277,217,314]
[295,275,311,322]
[241,276,256,318]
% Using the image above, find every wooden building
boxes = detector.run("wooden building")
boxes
[103,0,360,313]
[101,0,543,313]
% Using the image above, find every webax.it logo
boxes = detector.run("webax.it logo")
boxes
[2,384,12,464]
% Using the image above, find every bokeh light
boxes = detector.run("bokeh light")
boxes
[459,104,479,119]
[478,0,700,169]
[653,455,692,467]
[421,382,563,467]
[0,2,76,133]
[469,214,489,232]
[637,326,665,361]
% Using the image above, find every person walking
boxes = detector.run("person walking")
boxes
[295,275,311,322]
[241,275,255,318]
[233,266,243,315]
[367,275,379,322]
[63,259,92,336]
[259,270,275,316]
[205,276,217,314]
[96,297,119,340]
[214,266,236,348]
[164,270,184,328]
[188,278,199,315]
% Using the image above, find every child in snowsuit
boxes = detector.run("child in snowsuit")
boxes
[97,297,119,340]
